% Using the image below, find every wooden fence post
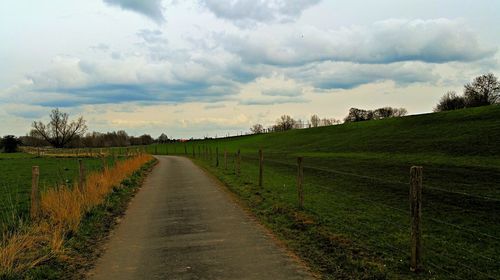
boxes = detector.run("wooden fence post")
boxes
[297,157,304,209]
[410,166,423,272]
[30,166,40,219]
[224,149,227,170]
[236,149,241,176]
[259,149,263,187]
[78,159,86,192]
[216,147,219,167]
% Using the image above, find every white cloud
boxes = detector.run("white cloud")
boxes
[222,19,497,66]
[200,0,320,26]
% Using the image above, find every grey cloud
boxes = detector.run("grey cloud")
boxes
[290,61,438,90]
[222,19,497,66]
[103,0,165,23]
[200,0,320,26]
[239,96,309,105]
[262,88,303,97]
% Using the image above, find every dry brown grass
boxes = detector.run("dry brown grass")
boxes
[0,154,153,277]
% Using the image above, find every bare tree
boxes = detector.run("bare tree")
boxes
[275,115,296,131]
[250,124,264,134]
[310,115,320,127]
[464,73,500,107]
[31,108,87,148]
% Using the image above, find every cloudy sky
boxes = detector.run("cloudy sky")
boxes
[1,0,499,138]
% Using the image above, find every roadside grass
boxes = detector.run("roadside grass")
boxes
[23,158,157,279]
[150,105,500,279]
[0,154,154,279]
[0,153,125,230]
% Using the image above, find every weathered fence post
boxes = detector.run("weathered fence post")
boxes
[297,157,304,209]
[236,149,241,176]
[259,149,264,187]
[30,166,40,219]
[216,147,219,167]
[410,166,423,272]
[224,149,228,170]
[101,156,107,171]
[78,159,86,192]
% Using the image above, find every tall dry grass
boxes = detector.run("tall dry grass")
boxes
[0,154,153,276]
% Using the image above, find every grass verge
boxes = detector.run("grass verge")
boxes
[0,155,156,279]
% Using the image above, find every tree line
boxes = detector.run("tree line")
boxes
[434,73,499,112]
[16,109,171,149]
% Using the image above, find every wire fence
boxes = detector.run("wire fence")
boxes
[156,143,500,279]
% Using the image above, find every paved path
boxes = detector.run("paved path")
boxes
[88,156,314,280]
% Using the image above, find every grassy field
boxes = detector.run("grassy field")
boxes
[149,105,500,279]
[0,153,122,230]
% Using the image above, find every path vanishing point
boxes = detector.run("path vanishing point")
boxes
[88,156,314,280]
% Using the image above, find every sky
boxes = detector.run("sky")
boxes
[1,0,499,139]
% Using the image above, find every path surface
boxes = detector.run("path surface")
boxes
[88,156,314,280]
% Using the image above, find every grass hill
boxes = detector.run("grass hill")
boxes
[154,105,500,279]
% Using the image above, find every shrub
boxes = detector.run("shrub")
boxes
[434,91,466,112]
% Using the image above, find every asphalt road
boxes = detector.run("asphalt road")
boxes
[88,156,314,280]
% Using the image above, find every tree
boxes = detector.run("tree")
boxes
[344,108,372,122]
[434,91,466,112]
[1,135,20,153]
[31,108,87,148]
[275,115,296,131]
[464,73,500,107]
[310,115,320,127]
[250,124,264,134]
[158,133,169,143]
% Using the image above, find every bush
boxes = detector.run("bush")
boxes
[434,91,466,112]
[1,135,20,153]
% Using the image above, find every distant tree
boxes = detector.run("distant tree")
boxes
[158,133,169,143]
[250,124,264,134]
[139,134,154,145]
[344,108,372,122]
[464,73,500,107]
[344,107,407,122]
[31,108,87,148]
[1,135,20,153]
[310,115,320,127]
[434,91,466,112]
[275,115,296,131]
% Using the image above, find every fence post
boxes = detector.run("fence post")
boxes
[30,166,40,219]
[216,147,219,167]
[224,149,227,170]
[410,166,423,272]
[236,149,241,176]
[259,149,263,187]
[297,157,304,209]
[78,159,86,192]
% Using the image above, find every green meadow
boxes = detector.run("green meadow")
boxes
[150,105,500,279]
[0,153,119,230]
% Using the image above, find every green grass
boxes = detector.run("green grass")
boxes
[0,153,125,230]
[150,105,500,279]
[14,159,157,279]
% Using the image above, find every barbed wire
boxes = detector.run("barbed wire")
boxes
[426,247,498,279]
